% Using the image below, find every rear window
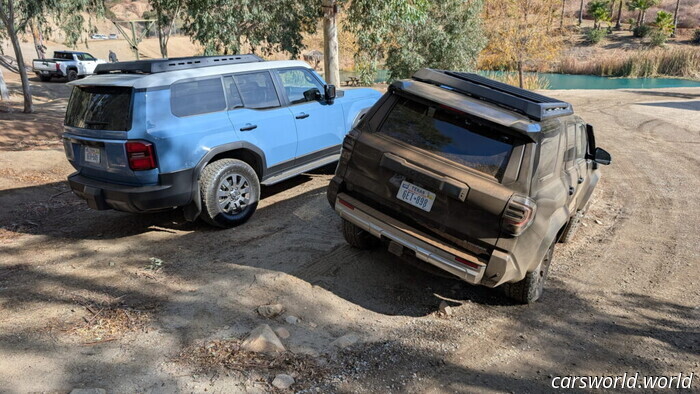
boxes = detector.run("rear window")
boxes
[64,86,133,131]
[171,78,226,117]
[54,52,73,60]
[376,97,516,179]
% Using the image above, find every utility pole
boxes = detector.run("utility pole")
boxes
[322,0,340,87]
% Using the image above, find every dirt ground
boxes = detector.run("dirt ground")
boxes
[0,74,699,392]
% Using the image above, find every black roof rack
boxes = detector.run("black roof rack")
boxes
[412,69,573,121]
[94,54,264,75]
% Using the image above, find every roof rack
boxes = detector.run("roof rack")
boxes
[94,54,264,75]
[412,69,573,121]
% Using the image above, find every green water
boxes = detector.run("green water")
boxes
[340,70,700,90]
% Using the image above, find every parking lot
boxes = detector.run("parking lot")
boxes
[1,85,699,392]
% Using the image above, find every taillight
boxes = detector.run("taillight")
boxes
[125,141,156,171]
[502,195,537,236]
[55,63,60,71]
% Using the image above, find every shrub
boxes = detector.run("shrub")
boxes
[649,30,668,47]
[559,47,700,79]
[693,29,700,45]
[586,28,607,44]
[633,25,652,38]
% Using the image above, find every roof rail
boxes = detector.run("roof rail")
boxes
[94,54,264,75]
[412,69,573,121]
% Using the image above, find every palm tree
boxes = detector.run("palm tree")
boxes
[614,0,624,29]
[672,0,682,37]
[578,0,585,25]
[627,0,660,25]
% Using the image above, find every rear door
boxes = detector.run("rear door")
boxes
[343,94,521,248]
[76,53,99,74]
[225,71,297,169]
[562,123,581,213]
[574,122,592,209]
[274,68,344,163]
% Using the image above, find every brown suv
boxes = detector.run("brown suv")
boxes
[326,69,611,303]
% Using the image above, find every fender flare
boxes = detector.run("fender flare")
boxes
[183,142,267,221]
[530,207,570,272]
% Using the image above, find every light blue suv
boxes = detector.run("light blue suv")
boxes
[62,54,380,227]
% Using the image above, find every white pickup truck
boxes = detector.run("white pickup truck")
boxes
[33,51,106,82]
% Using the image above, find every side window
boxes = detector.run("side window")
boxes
[276,68,324,104]
[223,76,243,110]
[537,134,560,182]
[565,124,576,168]
[233,72,280,110]
[576,124,587,159]
[171,77,227,117]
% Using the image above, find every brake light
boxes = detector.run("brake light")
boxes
[55,63,60,71]
[125,141,156,171]
[502,195,537,236]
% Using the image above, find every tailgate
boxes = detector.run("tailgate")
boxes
[33,60,57,71]
[63,85,156,185]
[343,97,520,250]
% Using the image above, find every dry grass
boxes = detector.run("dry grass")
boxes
[560,47,700,79]
[480,72,551,90]
[180,339,332,389]
[62,301,152,344]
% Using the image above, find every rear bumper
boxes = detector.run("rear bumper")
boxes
[335,193,487,284]
[68,169,194,213]
[35,70,64,78]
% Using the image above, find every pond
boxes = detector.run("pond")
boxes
[339,70,700,90]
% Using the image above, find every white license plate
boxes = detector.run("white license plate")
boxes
[84,146,101,164]
[396,181,436,212]
[41,71,49,75]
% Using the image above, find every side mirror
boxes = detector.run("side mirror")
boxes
[324,84,336,104]
[303,88,322,102]
[593,147,611,165]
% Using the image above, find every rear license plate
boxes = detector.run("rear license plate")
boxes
[396,181,435,212]
[41,71,49,75]
[84,146,100,164]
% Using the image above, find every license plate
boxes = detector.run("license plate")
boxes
[396,181,435,212]
[84,146,100,164]
[41,71,49,75]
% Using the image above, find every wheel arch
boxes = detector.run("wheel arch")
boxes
[182,142,267,221]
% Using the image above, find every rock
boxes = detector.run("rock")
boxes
[330,333,359,349]
[241,324,285,354]
[284,315,299,325]
[272,374,295,389]
[438,300,452,316]
[274,327,290,339]
[257,303,284,318]
[595,219,603,225]
[70,390,106,394]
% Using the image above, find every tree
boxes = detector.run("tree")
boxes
[148,0,183,58]
[627,0,660,25]
[0,0,104,113]
[671,0,682,37]
[653,10,674,35]
[560,0,567,28]
[614,0,624,29]
[482,0,562,88]
[347,0,485,84]
[182,0,318,57]
[578,0,585,25]
[587,0,611,29]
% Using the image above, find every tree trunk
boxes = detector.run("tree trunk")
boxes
[578,0,584,25]
[672,0,681,37]
[0,67,9,101]
[158,29,168,58]
[518,61,524,89]
[3,6,33,113]
[322,0,340,86]
[615,0,623,30]
[560,0,566,29]
[640,9,646,25]
[29,20,45,59]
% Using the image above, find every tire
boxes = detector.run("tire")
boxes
[67,69,78,81]
[342,219,378,249]
[199,159,260,228]
[39,75,51,82]
[559,202,589,243]
[503,241,554,304]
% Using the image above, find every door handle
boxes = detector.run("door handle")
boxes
[240,124,257,131]
[295,113,310,119]
[569,186,575,195]
[578,177,584,184]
